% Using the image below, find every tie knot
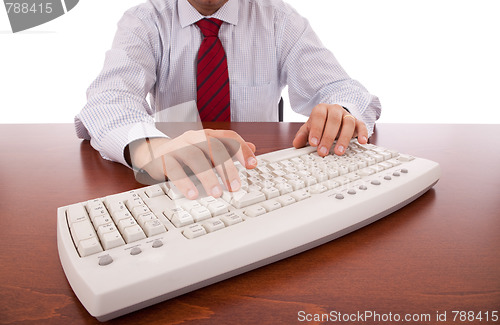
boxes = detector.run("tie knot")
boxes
[196,18,223,37]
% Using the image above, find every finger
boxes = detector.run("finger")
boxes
[205,129,257,169]
[334,114,356,155]
[233,140,257,170]
[140,157,168,181]
[173,145,223,198]
[317,106,342,156]
[246,141,256,153]
[292,123,311,149]
[205,136,241,192]
[307,104,328,147]
[355,120,369,144]
[160,154,199,200]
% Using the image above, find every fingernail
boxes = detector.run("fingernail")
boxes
[319,146,328,156]
[360,136,368,143]
[211,186,222,197]
[230,179,241,191]
[310,137,319,146]
[187,189,197,200]
[337,145,345,154]
[247,157,257,167]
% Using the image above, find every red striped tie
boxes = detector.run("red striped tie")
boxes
[196,18,230,121]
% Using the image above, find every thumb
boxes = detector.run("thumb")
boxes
[292,123,310,148]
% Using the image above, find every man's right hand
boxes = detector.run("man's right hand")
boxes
[127,129,257,200]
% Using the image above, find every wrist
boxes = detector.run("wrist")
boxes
[126,137,171,170]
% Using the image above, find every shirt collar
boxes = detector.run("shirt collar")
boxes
[178,0,238,28]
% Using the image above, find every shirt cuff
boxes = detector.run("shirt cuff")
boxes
[90,122,169,167]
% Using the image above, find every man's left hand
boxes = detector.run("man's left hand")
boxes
[292,103,368,156]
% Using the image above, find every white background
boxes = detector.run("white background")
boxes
[1,0,499,124]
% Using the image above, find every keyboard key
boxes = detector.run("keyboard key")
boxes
[190,206,212,222]
[170,211,194,228]
[163,185,182,199]
[143,220,167,236]
[131,205,151,218]
[261,173,274,181]
[183,224,207,239]
[203,218,225,233]
[272,169,287,177]
[276,183,293,195]
[291,189,312,200]
[378,151,393,160]
[379,162,393,169]
[357,168,376,176]
[261,187,280,199]
[288,179,306,190]
[97,223,119,238]
[397,154,415,162]
[323,179,341,190]
[105,200,127,214]
[277,195,296,206]
[163,205,185,220]
[280,159,294,168]
[244,205,266,217]
[302,175,317,186]
[231,191,266,209]
[117,217,139,233]
[207,201,229,216]
[261,199,281,212]
[247,184,262,192]
[179,199,202,211]
[312,171,328,182]
[111,209,134,223]
[122,224,146,243]
[125,196,145,210]
[199,196,217,207]
[259,180,275,188]
[346,174,361,182]
[336,177,352,185]
[87,199,105,211]
[66,203,89,224]
[87,201,108,220]
[100,231,125,250]
[337,166,349,175]
[145,185,164,198]
[93,215,114,230]
[387,159,401,167]
[70,220,98,246]
[78,237,103,257]
[256,166,272,174]
[137,212,157,227]
[308,184,328,194]
[220,211,244,226]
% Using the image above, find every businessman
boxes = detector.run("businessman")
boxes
[75,0,381,199]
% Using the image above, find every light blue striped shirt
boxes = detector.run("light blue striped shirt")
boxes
[75,0,381,166]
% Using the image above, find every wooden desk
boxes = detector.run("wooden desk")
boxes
[1,123,499,324]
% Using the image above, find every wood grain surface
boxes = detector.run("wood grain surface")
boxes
[0,123,498,325]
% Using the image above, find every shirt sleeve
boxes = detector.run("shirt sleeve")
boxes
[278,6,381,136]
[75,5,168,167]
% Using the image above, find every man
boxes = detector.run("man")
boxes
[75,0,381,199]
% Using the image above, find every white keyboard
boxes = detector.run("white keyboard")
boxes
[57,140,440,321]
